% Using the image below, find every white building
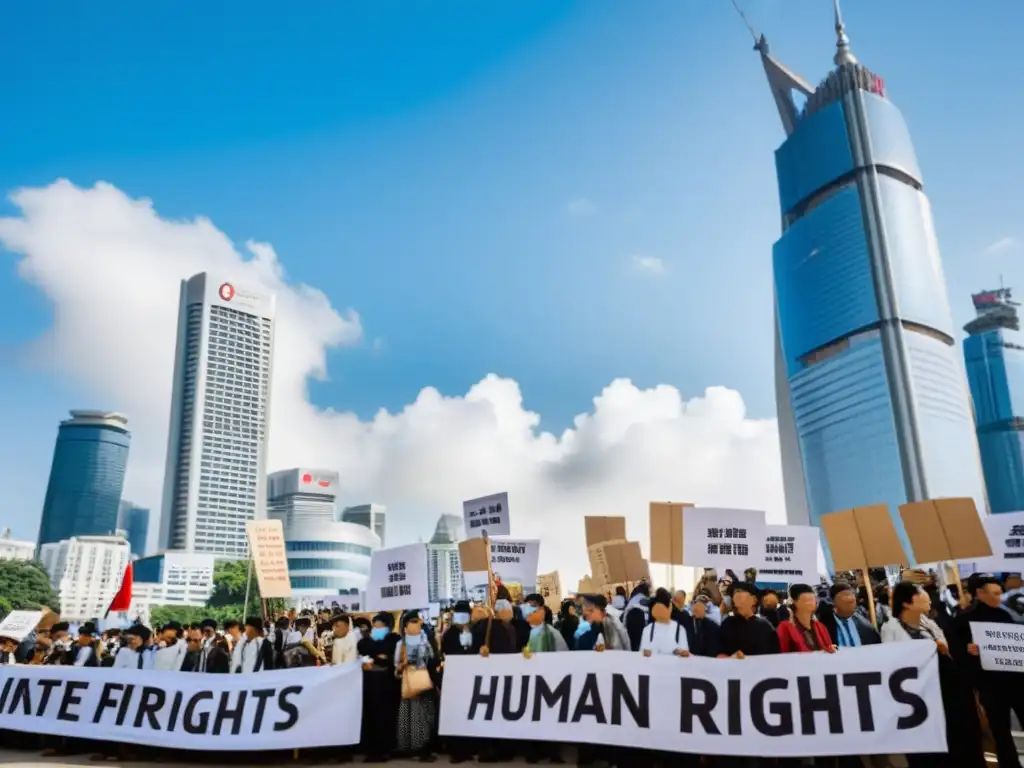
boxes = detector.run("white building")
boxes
[40,535,130,621]
[159,273,276,558]
[268,468,338,526]
[426,514,464,604]
[0,528,35,561]
[284,518,380,599]
[129,551,216,626]
[340,503,386,546]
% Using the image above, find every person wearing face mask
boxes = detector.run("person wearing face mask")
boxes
[358,612,401,763]
[394,612,437,762]
[556,599,579,650]
[471,587,519,657]
[518,594,567,764]
[574,593,630,652]
[438,601,476,764]
[688,595,721,657]
[758,588,789,628]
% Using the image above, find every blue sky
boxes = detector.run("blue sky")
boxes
[0,1,1022,544]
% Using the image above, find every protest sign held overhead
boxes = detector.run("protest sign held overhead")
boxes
[584,516,626,548]
[898,498,992,565]
[462,491,511,539]
[537,571,562,607]
[958,509,1024,574]
[366,543,429,611]
[820,505,907,572]
[438,642,944,758]
[0,610,44,642]
[759,525,822,583]
[0,664,362,750]
[969,622,1024,673]
[588,540,648,590]
[681,508,767,573]
[649,502,687,565]
[462,538,539,603]
[245,519,292,599]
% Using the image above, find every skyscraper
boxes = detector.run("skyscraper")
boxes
[117,501,150,558]
[159,273,276,558]
[340,503,386,546]
[759,3,987,551]
[426,514,464,603]
[267,468,338,526]
[963,288,1024,514]
[37,411,131,550]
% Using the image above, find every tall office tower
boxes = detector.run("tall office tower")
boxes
[340,503,386,546]
[426,514,464,603]
[758,2,987,551]
[117,501,150,558]
[963,288,1024,514]
[40,534,131,621]
[36,411,131,550]
[159,273,276,558]
[267,468,338,526]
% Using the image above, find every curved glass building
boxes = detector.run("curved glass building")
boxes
[284,519,381,596]
[963,288,1024,514]
[759,3,987,555]
[37,411,131,551]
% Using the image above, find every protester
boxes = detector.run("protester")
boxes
[718,582,779,657]
[622,582,651,651]
[574,594,630,651]
[958,575,1024,768]
[777,583,835,653]
[0,634,17,664]
[640,588,689,657]
[393,612,437,762]
[359,611,401,762]
[825,582,880,648]
[152,621,186,671]
[556,598,579,649]
[688,595,721,657]
[237,616,274,672]
[331,613,359,665]
[113,625,152,669]
[758,588,789,627]
[71,623,100,667]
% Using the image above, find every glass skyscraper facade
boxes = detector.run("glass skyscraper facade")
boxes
[759,6,987,556]
[963,289,1024,514]
[117,500,150,558]
[37,411,131,550]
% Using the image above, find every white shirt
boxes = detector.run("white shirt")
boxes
[153,639,187,671]
[230,635,245,672]
[331,631,359,665]
[639,621,689,656]
[880,616,946,644]
[113,646,153,670]
[73,646,94,667]
[239,636,267,673]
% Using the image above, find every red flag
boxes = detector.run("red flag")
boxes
[105,562,134,617]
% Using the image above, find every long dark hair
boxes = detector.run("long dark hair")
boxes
[890,581,921,620]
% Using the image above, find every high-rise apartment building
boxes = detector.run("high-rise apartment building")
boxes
[963,288,1024,514]
[426,514,464,603]
[117,501,150,558]
[759,3,987,553]
[40,534,131,621]
[0,528,35,561]
[267,468,338,526]
[36,411,131,550]
[340,503,386,546]
[159,273,276,558]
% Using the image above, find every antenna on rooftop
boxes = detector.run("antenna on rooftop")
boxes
[730,0,760,46]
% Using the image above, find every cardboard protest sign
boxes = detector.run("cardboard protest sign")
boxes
[649,502,688,565]
[577,575,596,594]
[681,508,767,573]
[898,498,993,564]
[959,510,1024,574]
[820,505,907,571]
[463,538,540,603]
[246,519,292,598]
[584,516,626,548]
[0,610,44,642]
[537,572,562,607]
[588,540,647,588]
[463,492,511,539]
[366,543,429,611]
[759,525,821,583]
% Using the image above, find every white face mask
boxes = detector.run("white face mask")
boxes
[612,596,626,610]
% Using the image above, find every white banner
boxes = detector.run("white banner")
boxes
[970,621,1024,673]
[0,664,362,750]
[959,511,1024,575]
[760,525,821,583]
[438,643,945,758]
[463,538,540,601]
[682,508,767,573]
[463,491,511,539]
[289,595,362,613]
[366,543,429,611]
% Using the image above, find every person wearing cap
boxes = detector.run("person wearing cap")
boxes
[113,625,153,670]
[639,588,689,658]
[331,614,359,665]
[358,611,401,762]
[688,595,721,657]
[957,574,1024,768]
[153,621,188,671]
[238,616,274,673]
[71,622,100,667]
[718,582,779,658]
[574,593,630,652]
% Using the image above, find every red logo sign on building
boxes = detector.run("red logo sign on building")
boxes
[219,283,236,302]
[301,473,313,484]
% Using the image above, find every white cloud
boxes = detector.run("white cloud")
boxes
[565,197,595,216]
[631,254,666,274]
[0,181,786,583]
[985,236,1021,255]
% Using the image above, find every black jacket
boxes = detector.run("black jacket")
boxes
[205,644,231,673]
[954,601,1018,688]
[689,617,722,658]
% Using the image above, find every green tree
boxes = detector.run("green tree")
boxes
[0,596,13,619]
[208,560,260,612]
[0,560,60,611]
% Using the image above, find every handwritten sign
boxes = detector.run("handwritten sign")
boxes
[970,622,1024,673]
[462,492,511,539]
[367,543,429,611]
[246,519,292,599]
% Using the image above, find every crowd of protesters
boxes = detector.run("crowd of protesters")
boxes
[1,567,1023,767]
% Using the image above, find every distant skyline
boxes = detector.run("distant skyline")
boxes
[1,2,1021,579]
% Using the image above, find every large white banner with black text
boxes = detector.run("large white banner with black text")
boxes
[0,663,362,751]
[439,643,944,757]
